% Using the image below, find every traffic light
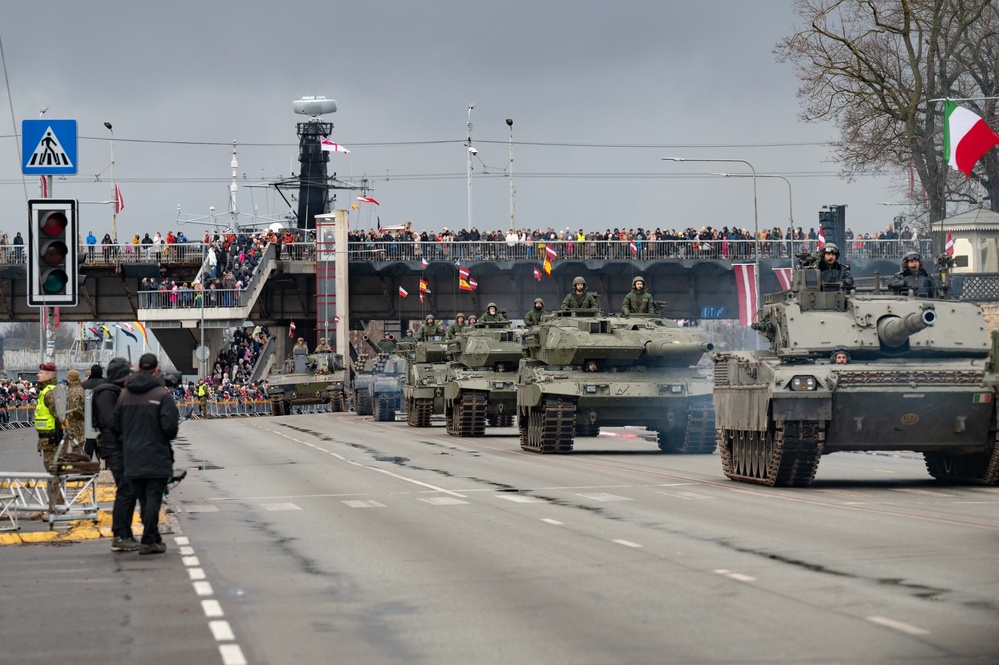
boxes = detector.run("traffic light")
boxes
[27,198,78,307]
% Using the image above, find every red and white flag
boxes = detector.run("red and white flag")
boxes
[817,228,825,250]
[533,266,542,281]
[734,263,758,326]
[458,266,470,280]
[356,196,379,205]
[629,240,638,256]
[320,137,351,154]
[773,267,793,291]
[421,258,429,269]
[945,230,954,256]
[114,183,125,214]
[398,286,408,298]
[289,321,297,338]
[419,292,424,303]
[468,278,477,290]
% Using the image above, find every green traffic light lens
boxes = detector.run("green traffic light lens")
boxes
[40,212,68,236]
[40,241,68,265]
[41,269,69,294]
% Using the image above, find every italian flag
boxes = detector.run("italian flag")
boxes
[944,99,999,177]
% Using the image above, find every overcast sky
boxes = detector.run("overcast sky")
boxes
[1,0,916,244]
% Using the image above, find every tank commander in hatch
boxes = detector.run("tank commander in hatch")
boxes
[315,337,332,353]
[818,243,853,291]
[621,275,654,315]
[831,347,851,365]
[886,251,936,298]
[417,314,444,341]
[447,313,467,339]
[293,337,309,354]
[562,276,598,310]
[523,298,545,326]
[480,302,506,323]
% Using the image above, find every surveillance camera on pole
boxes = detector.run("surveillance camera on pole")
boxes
[468,146,478,155]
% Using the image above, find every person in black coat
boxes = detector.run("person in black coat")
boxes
[114,354,179,555]
[886,251,937,297]
[93,358,137,552]
[818,243,854,291]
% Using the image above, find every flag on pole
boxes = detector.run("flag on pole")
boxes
[356,196,379,205]
[533,266,542,281]
[116,323,137,342]
[289,321,297,338]
[773,267,793,291]
[114,183,125,214]
[733,263,759,326]
[422,258,429,269]
[543,245,557,276]
[419,279,430,293]
[459,265,473,291]
[458,266,470,280]
[419,292,424,303]
[460,279,473,291]
[320,137,351,154]
[945,231,954,255]
[817,228,826,250]
[133,321,149,347]
[351,203,359,210]
[399,286,408,298]
[944,99,999,177]
[468,278,477,290]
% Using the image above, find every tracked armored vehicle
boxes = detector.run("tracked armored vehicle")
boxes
[443,321,524,436]
[517,309,715,453]
[267,350,347,416]
[712,265,999,487]
[402,335,449,427]
[353,336,407,421]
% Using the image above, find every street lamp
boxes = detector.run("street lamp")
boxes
[714,172,794,259]
[663,157,760,313]
[506,118,515,232]
[104,122,117,243]
[466,104,475,232]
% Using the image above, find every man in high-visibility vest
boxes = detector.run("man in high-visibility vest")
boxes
[34,363,61,472]
[197,378,209,419]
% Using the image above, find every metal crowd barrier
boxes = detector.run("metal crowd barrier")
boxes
[0,242,209,267]
[0,472,99,529]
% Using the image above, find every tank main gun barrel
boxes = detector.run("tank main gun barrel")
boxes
[644,340,714,357]
[362,335,382,354]
[877,308,936,347]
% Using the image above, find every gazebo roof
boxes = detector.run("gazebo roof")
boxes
[940,208,999,232]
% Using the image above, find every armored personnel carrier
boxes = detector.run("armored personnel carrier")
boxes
[517,309,715,453]
[443,321,524,436]
[353,336,407,421]
[267,350,347,416]
[712,264,999,487]
[402,335,449,427]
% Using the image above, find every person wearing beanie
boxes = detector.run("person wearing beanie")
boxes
[94,358,138,552]
[114,353,179,555]
[34,363,61,472]
[81,364,108,460]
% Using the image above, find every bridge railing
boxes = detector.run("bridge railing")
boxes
[0,242,208,266]
[280,238,933,263]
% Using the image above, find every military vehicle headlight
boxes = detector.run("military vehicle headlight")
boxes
[585,385,597,393]
[657,384,685,394]
[790,375,818,391]
[493,381,506,389]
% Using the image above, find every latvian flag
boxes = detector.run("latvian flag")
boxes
[356,196,379,205]
[422,258,429,269]
[629,240,638,256]
[773,267,793,291]
[398,286,408,298]
[817,228,825,250]
[533,266,542,281]
[734,263,759,326]
[945,231,954,256]
[459,266,473,291]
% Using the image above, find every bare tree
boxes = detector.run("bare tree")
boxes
[776,0,999,226]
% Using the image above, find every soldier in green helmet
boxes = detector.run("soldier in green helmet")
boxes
[447,313,467,339]
[479,302,506,323]
[621,275,653,315]
[523,298,546,326]
[561,276,598,310]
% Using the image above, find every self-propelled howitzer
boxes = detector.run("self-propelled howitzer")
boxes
[517,309,715,453]
[713,266,999,486]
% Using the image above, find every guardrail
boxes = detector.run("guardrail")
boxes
[0,242,210,266]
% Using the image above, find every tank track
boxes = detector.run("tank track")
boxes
[373,395,397,422]
[657,397,716,454]
[355,390,373,416]
[520,397,576,454]
[407,397,433,427]
[330,391,346,413]
[924,411,999,484]
[719,420,825,487]
[270,395,286,417]
[447,391,487,437]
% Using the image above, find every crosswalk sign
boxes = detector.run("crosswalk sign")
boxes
[22,119,77,175]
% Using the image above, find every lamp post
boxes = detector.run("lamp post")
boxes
[663,157,760,311]
[506,118,515,232]
[466,104,475,232]
[714,172,793,258]
[104,122,117,243]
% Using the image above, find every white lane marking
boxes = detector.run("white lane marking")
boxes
[202,599,224,618]
[576,493,632,502]
[714,569,757,583]
[420,497,469,505]
[178,546,195,556]
[540,518,564,525]
[209,620,235,641]
[866,615,930,636]
[260,502,302,511]
[342,499,386,508]
[182,556,201,567]
[613,539,643,548]
[182,504,220,513]
[174,536,190,545]
[188,568,207,581]
[219,644,248,665]
[496,494,544,503]
[891,488,956,497]
[193,581,214,596]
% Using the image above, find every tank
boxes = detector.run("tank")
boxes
[353,336,407,421]
[712,263,999,486]
[443,321,524,436]
[401,335,449,427]
[517,309,716,453]
[267,350,347,416]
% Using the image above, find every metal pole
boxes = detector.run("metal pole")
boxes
[714,173,793,258]
[507,118,515,232]
[466,104,474,232]
[105,122,117,243]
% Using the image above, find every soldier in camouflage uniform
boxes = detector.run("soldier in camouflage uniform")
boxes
[561,276,598,310]
[64,369,87,456]
[479,302,506,323]
[447,313,467,339]
[523,298,546,326]
[621,275,654,315]
[417,314,444,341]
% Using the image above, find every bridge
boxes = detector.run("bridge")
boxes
[0,238,923,374]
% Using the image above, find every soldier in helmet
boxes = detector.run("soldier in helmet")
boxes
[417,314,444,341]
[447,313,467,339]
[467,314,478,327]
[523,298,546,326]
[621,275,654,315]
[315,337,332,353]
[831,346,851,365]
[479,302,506,323]
[561,276,598,310]
[886,251,936,298]
[819,243,854,291]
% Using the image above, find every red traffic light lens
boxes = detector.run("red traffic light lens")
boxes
[40,240,68,265]
[40,212,68,236]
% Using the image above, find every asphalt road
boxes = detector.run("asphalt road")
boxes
[3,414,998,664]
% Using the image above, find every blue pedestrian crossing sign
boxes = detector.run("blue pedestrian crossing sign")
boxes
[22,119,78,175]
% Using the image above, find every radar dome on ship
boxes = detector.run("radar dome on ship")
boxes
[293,96,337,116]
